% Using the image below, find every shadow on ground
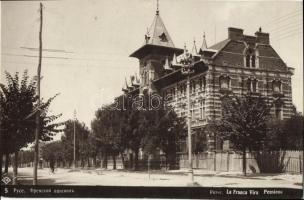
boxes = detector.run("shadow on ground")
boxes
[3,171,73,185]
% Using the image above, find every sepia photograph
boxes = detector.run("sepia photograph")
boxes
[1,0,303,198]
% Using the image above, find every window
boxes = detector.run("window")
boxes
[159,32,168,42]
[179,85,182,97]
[272,80,282,93]
[275,104,283,120]
[247,79,258,92]
[245,48,256,68]
[220,76,230,90]
[200,100,205,119]
[166,88,173,101]
[199,76,206,91]
[252,79,257,92]
[191,80,196,93]
[251,55,256,68]
[246,54,251,67]
[190,104,195,119]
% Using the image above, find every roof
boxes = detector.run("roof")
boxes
[130,11,180,59]
[208,39,230,51]
[130,44,183,59]
[145,12,175,48]
[153,60,208,88]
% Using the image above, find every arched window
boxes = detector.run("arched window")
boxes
[246,54,251,67]
[251,55,256,68]
[272,80,282,93]
[244,48,256,68]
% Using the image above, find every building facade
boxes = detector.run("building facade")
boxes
[121,8,294,151]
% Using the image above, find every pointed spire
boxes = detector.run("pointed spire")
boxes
[191,38,198,55]
[130,75,135,85]
[201,32,208,50]
[171,53,178,66]
[156,0,159,15]
[128,77,133,88]
[183,43,189,57]
[164,57,172,71]
[143,3,175,48]
[145,27,150,44]
[125,77,129,87]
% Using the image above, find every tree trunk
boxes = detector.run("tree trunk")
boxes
[0,150,3,176]
[13,151,18,185]
[5,152,9,173]
[242,148,247,176]
[168,150,177,170]
[130,153,133,169]
[102,152,108,169]
[120,152,125,169]
[112,155,116,170]
[134,150,139,171]
[93,156,97,168]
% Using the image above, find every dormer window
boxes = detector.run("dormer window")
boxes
[159,32,168,42]
[245,48,256,68]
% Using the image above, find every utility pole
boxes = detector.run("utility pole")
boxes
[33,2,43,185]
[73,110,77,169]
[180,45,194,184]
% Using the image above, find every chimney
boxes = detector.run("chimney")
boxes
[255,28,269,44]
[228,27,244,40]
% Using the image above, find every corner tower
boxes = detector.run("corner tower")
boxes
[130,7,183,94]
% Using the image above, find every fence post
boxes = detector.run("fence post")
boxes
[214,151,216,171]
[300,154,302,173]
[227,152,229,172]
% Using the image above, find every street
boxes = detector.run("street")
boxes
[4,167,302,188]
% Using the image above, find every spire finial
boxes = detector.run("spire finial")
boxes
[201,32,208,51]
[192,37,198,55]
[156,0,159,15]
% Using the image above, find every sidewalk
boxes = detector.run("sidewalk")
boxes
[3,167,302,188]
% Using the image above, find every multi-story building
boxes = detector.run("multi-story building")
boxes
[120,8,294,151]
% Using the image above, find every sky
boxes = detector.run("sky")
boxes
[1,0,303,130]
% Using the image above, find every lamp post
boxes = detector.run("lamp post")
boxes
[73,110,77,169]
[180,47,195,184]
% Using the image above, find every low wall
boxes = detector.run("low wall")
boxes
[179,150,303,173]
